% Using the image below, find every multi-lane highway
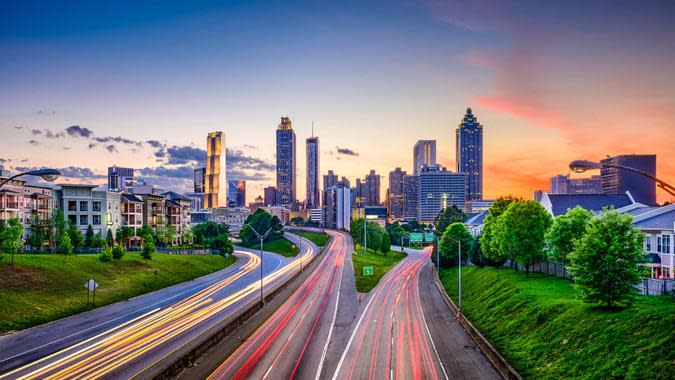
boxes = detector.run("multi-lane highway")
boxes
[207,229,358,380]
[0,232,317,380]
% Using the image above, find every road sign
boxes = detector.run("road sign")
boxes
[85,279,99,292]
[363,266,374,276]
[410,233,423,243]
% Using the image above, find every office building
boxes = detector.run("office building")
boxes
[365,206,388,228]
[183,192,204,211]
[403,175,418,221]
[388,167,406,221]
[306,136,320,208]
[227,180,246,208]
[413,140,436,174]
[324,170,338,190]
[205,132,226,208]
[601,154,657,206]
[262,206,291,224]
[249,195,265,212]
[194,167,206,193]
[323,186,351,230]
[465,199,494,213]
[309,208,323,225]
[363,170,381,207]
[276,116,296,207]
[550,174,602,194]
[264,186,278,207]
[417,165,467,223]
[456,107,483,200]
[108,166,134,193]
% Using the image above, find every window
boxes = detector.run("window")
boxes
[93,215,101,225]
[662,235,671,254]
[68,201,77,212]
[68,215,76,225]
[80,201,88,212]
[93,201,101,212]
[657,236,662,253]
[645,236,651,252]
[79,215,88,225]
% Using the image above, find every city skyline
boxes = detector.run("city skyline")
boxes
[1,1,674,203]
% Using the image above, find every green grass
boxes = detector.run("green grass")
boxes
[352,247,407,292]
[439,266,674,379]
[0,252,235,334]
[239,236,300,257]
[294,231,330,247]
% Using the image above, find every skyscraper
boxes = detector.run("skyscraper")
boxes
[227,180,246,208]
[550,174,602,194]
[205,132,226,209]
[403,174,418,221]
[276,116,296,207]
[323,186,351,230]
[108,165,134,192]
[194,167,205,193]
[417,164,467,222]
[264,186,278,207]
[306,135,320,208]
[600,154,657,205]
[388,167,406,220]
[413,140,436,174]
[323,170,338,191]
[364,170,381,206]
[456,107,483,200]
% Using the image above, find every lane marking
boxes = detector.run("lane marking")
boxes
[418,264,449,380]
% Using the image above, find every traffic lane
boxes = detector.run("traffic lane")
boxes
[0,251,251,374]
[418,260,500,380]
[0,237,313,380]
[208,230,347,380]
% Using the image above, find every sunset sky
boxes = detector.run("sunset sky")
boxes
[1,0,674,203]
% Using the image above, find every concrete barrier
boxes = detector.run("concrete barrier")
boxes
[432,267,523,380]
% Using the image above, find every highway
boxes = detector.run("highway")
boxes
[0,232,317,380]
[332,246,499,380]
[207,229,359,380]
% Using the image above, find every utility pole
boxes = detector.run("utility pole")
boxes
[249,223,272,304]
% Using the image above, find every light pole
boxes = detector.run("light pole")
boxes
[569,159,675,197]
[249,223,272,304]
[0,168,61,189]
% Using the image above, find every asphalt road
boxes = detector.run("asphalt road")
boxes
[0,232,317,380]
[332,246,500,380]
[207,230,359,380]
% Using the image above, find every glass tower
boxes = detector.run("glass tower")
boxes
[276,117,296,207]
[205,131,226,209]
[306,136,320,208]
[456,107,483,201]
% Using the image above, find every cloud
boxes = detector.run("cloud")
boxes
[28,140,39,145]
[66,125,93,138]
[15,166,106,180]
[336,147,359,156]
[227,169,272,181]
[146,140,164,149]
[226,148,275,171]
[105,144,118,153]
[93,136,142,146]
[14,126,23,130]
[88,143,97,149]
[44,129,65,139]
[31,129,42,135]
[36,109,56,116]
[166,145,206,165]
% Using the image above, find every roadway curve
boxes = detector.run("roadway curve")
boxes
[0,233,316,380]
[208,229,358,380]
[332,246,499,380]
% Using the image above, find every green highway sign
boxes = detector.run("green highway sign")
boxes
[363,266,374,276]
[410,232,424,243]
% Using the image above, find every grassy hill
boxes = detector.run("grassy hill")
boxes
[293,231,330,247]
[352,247,406,292]
[0,253,235,334]
[439,266,673,379]
[238,236,301,257]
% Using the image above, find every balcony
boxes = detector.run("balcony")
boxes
[0,202,20,210]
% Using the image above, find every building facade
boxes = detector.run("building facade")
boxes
[600,154,657,206]
[261,206,291,224]
[108,166,134,193]
[121,193,144,239]
[402,174,418,221]
[58,184,121,237]
[276,116,296,207]
[193,167,206,208]
[263,186,278,207]
[363,170,381,207]
[323,186,351,230]
[413,140,436,175]
[205,131,226,209]
[456,107,483,201]
[162,191,192,245]
[550,174,602,194]
[417,165,467,222]
[227,180,246,208]
[306,136,320,209]
[388,167,406,221]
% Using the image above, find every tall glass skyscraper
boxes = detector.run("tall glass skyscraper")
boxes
[388,167,406,220]
[227,179,246,208]
[306,136,320,208]
[276,116,296,207]
[456,107,483,200]
[205,131,226,209]
[413,140,436,174]
[600,154,656,205]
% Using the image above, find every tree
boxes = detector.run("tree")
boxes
[85,225,95,248]
[290,216,304,226]
[438,222,473,266]
[112,243,125,260]
[212,233,234,256]
[56,229,73,260]
[99,246,113,262]
[106,229,115,247]
[401,220,422,233]
[480,195,522,265]
[26,214,46,250]
[239,209,283,246]
[141,233,155,263]
[379,232,391,255]
[117,226,134,248]
[468,236,486,268]
[193,221,229,246]
[567,210,647,308]
[545,206,592,263]
[51,209,67,241]
[67,222,84,250]
[182,226,194,245]
[496,200,552,276]
[138,225,153,239]
[155,224,170,246]
[434,205,466,236]
[92,232,107,248]
[0,218,24,265]
[386,222,409,246]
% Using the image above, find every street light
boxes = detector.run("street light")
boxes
[249,223,272,304]
[569,159,675,197]
[0,168,61,189]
